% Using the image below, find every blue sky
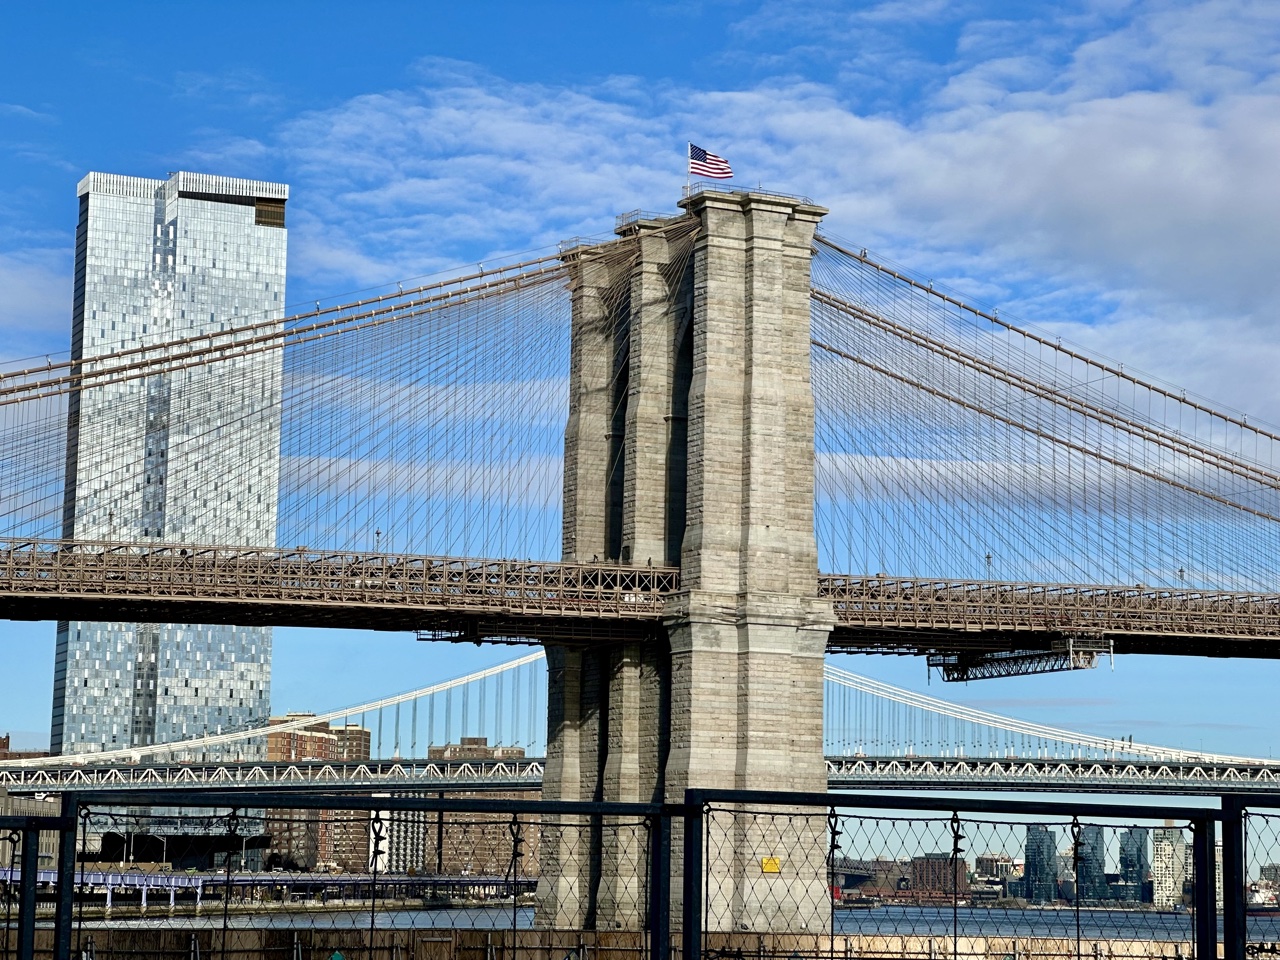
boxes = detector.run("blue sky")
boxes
[4,0,1280,755]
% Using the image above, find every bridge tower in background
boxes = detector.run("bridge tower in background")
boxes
[539,190,834,931]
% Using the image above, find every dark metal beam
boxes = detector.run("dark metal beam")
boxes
[17,825,38,960]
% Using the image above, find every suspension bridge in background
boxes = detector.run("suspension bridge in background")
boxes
[4,650,1279,795]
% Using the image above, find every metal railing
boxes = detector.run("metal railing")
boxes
[19,755,1280,796]
[0,539,678,641]
[821,575,1280,642]
[7,539,1280,648]
[3,785,1275,960]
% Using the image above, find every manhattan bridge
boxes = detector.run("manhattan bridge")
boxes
[2,649,1280,796]
[2,185,1280,795]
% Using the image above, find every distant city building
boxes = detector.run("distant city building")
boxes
[428,735,527,761]
[1117,827,1151,903]
[0,734,49,762]
[267,714,371,764]
[845,858,911,899]
[263,714,371,871]
[1119,827,1151,886]
[52,170,287,756]
[1153,825,1191,910]
[1075,825,1109,901]
[1023,826,1059,904]
[975,853,1016,880]
[909,853,969,896]
[375,738,537,876]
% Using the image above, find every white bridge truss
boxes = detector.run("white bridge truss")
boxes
[3,653,1271,792]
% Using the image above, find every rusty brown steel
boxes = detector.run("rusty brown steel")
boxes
[0,539,677,642]
[5,540,1280,650]
[820,575,1280,641]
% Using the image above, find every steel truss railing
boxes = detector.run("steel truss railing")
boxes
[825,756,1280,794]
[0,757,545,792]
[5,540,1280,647]
[13,755,1280,795]
[0,539,677,639]
[821,575,1280,645]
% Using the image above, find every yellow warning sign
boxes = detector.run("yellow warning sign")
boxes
[761,856,781,874]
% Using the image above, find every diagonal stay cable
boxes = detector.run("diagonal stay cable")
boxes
[812,287,1280,491]
[811,337,1280,525]
[814,234,1280,446]
[0,265,571,406]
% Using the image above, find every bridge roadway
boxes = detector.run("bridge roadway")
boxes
[4,540,1280,656]
[7,755,1280,796]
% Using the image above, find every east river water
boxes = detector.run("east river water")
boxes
[56,904,1280,941]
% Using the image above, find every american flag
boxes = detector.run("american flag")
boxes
[688,143,733,180]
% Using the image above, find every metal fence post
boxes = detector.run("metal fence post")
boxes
[1192,814,1217,960]
[649,809,671,960]
[18,826,39,960]
[682,792,704,960]
[1222,796,1246,960]
[53,794,80,960]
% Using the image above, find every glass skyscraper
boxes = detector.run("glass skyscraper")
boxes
[51,171,287,756]
[1075,824,1108,901]
[1023,824,1059,903]
[1118,826,1151,901]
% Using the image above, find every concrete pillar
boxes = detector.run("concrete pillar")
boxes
[562,248,618,564]
[540,242,621,929]
[665,191,833,932]
[543,194,831,933]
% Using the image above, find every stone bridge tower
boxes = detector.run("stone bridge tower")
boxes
[539,189,834,932]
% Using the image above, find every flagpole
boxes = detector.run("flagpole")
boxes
[686,142,691,195]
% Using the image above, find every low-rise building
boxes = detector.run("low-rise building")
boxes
[379,738,539,876]
[263,715,371,871]
[0,734,50,762]
[910,853,969,897]
[0,789,59,871]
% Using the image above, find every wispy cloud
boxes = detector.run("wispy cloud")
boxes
[164,2,1280,427]
[0,249,70,365]
[173,69,286,113]
[8,144,77,172]
[0,103,56,123]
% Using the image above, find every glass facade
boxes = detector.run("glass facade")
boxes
[51,171,287,756]
[1023,824,1059,904]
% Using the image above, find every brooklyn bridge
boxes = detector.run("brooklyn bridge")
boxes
[4,186,1280,955]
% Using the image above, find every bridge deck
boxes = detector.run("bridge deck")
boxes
[821,575,1280,656]
[0,539,675,642]
[3,540,1280,654]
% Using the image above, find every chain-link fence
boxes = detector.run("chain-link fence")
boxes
[1236,806,1280,954]
[4,788,1276,960]
[701,806,1199,957]
[1,792,659,960]
[686,791,1224,960]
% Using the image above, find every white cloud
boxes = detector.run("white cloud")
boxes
[0,249,70,364]
[7,0,1277,452]
[0,103,55,123]
[65,2,1280,431]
